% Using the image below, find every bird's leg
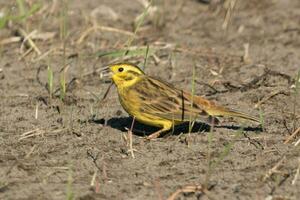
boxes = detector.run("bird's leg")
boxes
[146,124,171,140]
[146,129,165,140]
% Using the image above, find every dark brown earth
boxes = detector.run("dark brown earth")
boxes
[1,0,300,199]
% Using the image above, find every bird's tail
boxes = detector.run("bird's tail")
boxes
[206,105,260,123]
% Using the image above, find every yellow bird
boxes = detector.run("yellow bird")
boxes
[101,63,260,139]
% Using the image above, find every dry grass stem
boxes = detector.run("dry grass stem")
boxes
[284,127,300,144]
[32,48,56,62]
[292,158,300,185]
[242,43,251,63]
[263,156,286,182]
[17,28,42,55]
[19,128,65,140]
[0,37,22,45]
[19,47,33,60]
[222,0,237,30]
[295,137,300,146]
[77,25,135,44]
[255,90,285,108]
[99,82,114,104]
[31,32,56,41]
[0,32,55,46]
[24,145,36,158]
[167,184,216,200]
[35,103,39,119]
[19,128,42,141]
[90,170,98,186]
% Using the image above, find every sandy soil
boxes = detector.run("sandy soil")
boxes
[0,0,300,199]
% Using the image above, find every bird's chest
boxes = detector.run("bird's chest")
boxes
[118,87,141,116]
[117,86,165,128]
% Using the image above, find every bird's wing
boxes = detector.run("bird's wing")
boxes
[133,77,214,124]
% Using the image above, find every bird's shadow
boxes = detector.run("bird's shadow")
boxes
[90,117,263,137]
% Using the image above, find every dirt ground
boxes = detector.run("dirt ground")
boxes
[1,0,300,199]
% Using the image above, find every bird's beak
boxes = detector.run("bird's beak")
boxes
[99,66,113,79]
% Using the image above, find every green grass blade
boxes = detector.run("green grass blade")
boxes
[60,72,66,101]
[16,0,26,19]
[0,15,8,29]
[66,166,74,200]
[142,45,150,70]
[47,65,53,100]
[188,64,196,134]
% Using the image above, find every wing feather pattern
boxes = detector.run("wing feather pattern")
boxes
[132,76,213,124]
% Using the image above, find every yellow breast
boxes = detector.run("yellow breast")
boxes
[118,87,174,128]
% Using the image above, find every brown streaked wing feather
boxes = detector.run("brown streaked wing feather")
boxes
[132,76,212,123]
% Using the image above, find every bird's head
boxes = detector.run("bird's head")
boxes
[100,63,145,88]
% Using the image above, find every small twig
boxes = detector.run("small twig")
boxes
[255,90,286,108]
[19,128,41,141]
[32,48,55,62]
[292,158,300,185]
[19,128,64,140]
[242,43,251,63]
[167,184,216,200]
[19,47,33,60]
[24,145,37,158]
[243,132,264,150]
[263,156,286,182]
[19,130,45,140]
[90,170,98,186]
[17,28,41,55]
[295,137,300,146]
[282,119,292,135]
[198,67,294,96]
[195,80,226,96]
[284,127,300,144]
[222,0,237,30]
[35,103,39,119]
[77,25,135,44]
[0,32,55,46]
[86,149,101,171]
[142,45,150,70]
[267,68,294,85]
[33,47,72,63]
[0,37,22,45]
[90,170,100,193]
[100,82,114,104]
[102,160,109,182]
[30,32,56,41]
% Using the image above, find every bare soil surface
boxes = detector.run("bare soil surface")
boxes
[1,0,300,199]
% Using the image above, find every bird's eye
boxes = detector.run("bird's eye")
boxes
[118,67,124,72]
